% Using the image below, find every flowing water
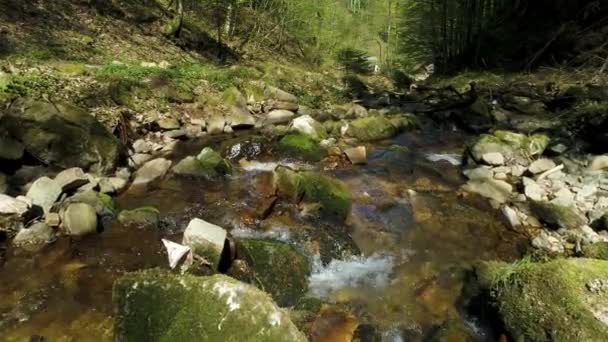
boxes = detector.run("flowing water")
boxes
[0,127,528,341]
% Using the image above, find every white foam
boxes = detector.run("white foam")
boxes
[425,153,462,166]
[230,227,291,242]
[308,254,395,298]
[241,161,301,172]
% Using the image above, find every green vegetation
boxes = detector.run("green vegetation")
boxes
[279,134,326,161]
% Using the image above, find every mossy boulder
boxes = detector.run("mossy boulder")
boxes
[272,167,352,220]
[584,242,608,260]
[470,130,549,164]
[113,270,306,341]
[346,115,399,141]
[237,239,311,307]
[279,134,326,161]
[173,147,232,178]
[530,201,587,229]
[476,258,608,341]
[117,207,160,227]
[1,98,122,173]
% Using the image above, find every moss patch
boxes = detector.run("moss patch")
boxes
[584,242,608,260]
[476,258,608,341]
[279,134,326,161]
[346,116,399,141]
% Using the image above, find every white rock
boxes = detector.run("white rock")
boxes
[99,177,128,194]
[54,167,89,191]
[26,177,62,212]
[182,218,227,269]
[494,172,508,180]
[481,152,505,166]
[532,230,564,254]
[132,158,172,186]
[589,155,608,171]
[266,110,295,125]
[551,188,575,207]
[13,222,53,248]
[528,158,556,174]
[0,194,30,215]
[63,203,98,236]
[511,165,527,177]
[502,206,521,228]
[291,115,326,141]
[523,177,545,201]
[344,146,367,165]
[463,167,493,180]
[162,239,191,269]
[133,139,154,154]
[462,179,513,204]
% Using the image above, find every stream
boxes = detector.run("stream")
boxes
[0,126,528,341]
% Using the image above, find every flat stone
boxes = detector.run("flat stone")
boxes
[132,139,154,154]
[99,177,128,194]
[511,165,527,177]
[494,172,508,180]
[164,129,187,139]
[157,117,181,130]
[589,155,608,171]
[344,146,367,165]
[54,167,89,191]
[182,218,227,270]
[463,167,493,180]
[63,202,98,236]
[12,222,53,249]
[26,177,62,212]
[529,158,557,174]
[524,177,545,202]
[266,110,295,125]
[481,152,505,166]
[551,188,575,207]
[462,179,513,204]
[190,118,206,127]
[132,158,171,186]
[0,194,30,215]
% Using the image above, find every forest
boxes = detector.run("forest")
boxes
[0,0,608,341]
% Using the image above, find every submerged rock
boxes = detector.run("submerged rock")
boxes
[182,218,228,270]
[476,258,608,341]
[113,270,306,341]
[1,98,121,173]
[12,222,53,249]
[279,134,326,161]
[118,207,160,228]
[237,239,311,307]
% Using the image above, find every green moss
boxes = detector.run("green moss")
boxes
[279,134,326,161]
[346,116,399,141]
[299,171,352,220]
[222,86,247,107]
[173,148,232,178]
[117,207,160,227]
[53,62,88,76]
[97,193,116,215]
[113,270,306,341]
[273,166,302,202]
[237,239,311,307]
[530,201,586,229]
[476,258,608,341]
[584,242,608,260]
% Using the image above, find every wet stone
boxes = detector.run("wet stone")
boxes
[182,218,228,270]
[54,167,89,192]
[26,177,62,213]
[63,202,98,236]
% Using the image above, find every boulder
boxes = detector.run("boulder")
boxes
[157,117,180,130]
[63,202,98,236]
[470,130,549,164]
[346,116,396,141]
[228,105,256,129]
[118,207,160,228]
[237,239,311,306]
[1,98,121,173]
[588,155,608,171]
[113,270,306,341]
[132,158,172,186]
[481,152,505,166]
[475,258,608,341]
[530,201,587,229]
[264,86,298,103]
[266,110,295,125]
[173,148,232,178]
[0,194,30,215]
[291,115,327,141]
[528,158,557,174]
[98,177,128,194]
[279,134,326,161]
[501,206,521,228]
[129,153,153,168]
[164,129,187,139]
[344,146,367,165]
[462,179,513,204]
[26,177,62,212]
[54,167,89,192]
[182,218,228,270]
[12,222,53,249]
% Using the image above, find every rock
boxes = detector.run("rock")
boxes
[463,167,493,180]
[344,146,367,165]
[531,230,565,254]
[163,129,187,139]
[1,98,121,173]
[113,270,306,341]
[26,177,62,212]
[223,137,263,161]
[237,239,311,306]
[549,143,568,155]
[45,212,61,227]
[68,190,115,218]
[279,134,326,161]
[17,219,50,241]
[98,177,128,194]
[523,177,545,201]
[223,86,248,108]
[470,130,549,164]
[185,125,202,139]
[228,105,256,129]
[291,115,327,141]
[462,179,513,204]
[157,117,180,130]
[132,139,154,154]
[206,113,225,135]
[12,222,53,249]
[475,258,608,341]
[264,86,298,103]
[461,97,494,132]
[132,158,172,186]
[129,153,153,168]
[528,158,557,174]
[345,104,368,118]
[266,100,299,113]
[0,194,30,215]
[115,168,131,181]
[589,155,608,171]
[0,173,6,194]
[224,125,234,134]
[266,110,295,125]
[0,134,24,160]
[481,152,505,166]
[346,116,398,141]
[530,201,586,229]
[118,207,160,227]
[551,188,576,207]
[173,148,232,178]
[511,165,527,177]
[502,206,521,228]
[54,167,89,192]
[63,203,98,236]
[182,218,228,270]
